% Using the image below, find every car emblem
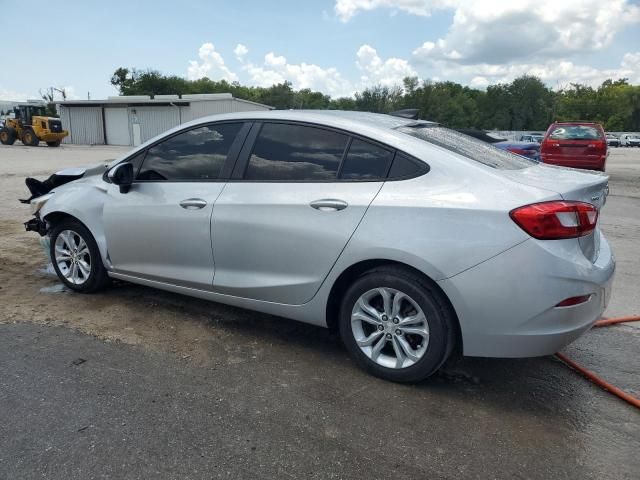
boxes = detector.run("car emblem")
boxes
[591,195,600,201]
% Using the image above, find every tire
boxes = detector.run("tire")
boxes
[22,128,39,146]
[339,266,456,383]
[0,127,16,145]
[46,140,61,147]
[49,219,110,293]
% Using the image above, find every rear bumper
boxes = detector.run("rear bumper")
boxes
[438,231,615,358]
[540,154,606,171]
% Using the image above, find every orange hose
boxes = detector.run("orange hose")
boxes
[594,316,640,327]
[555,315,640,410]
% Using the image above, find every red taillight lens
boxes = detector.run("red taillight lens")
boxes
[510,201,598,240]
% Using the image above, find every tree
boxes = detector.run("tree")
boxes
[107,67,639,129]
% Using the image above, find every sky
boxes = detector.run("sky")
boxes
[1,0,639,101]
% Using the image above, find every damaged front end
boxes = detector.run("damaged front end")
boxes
[25,216,48,236]
[21,168,87,236]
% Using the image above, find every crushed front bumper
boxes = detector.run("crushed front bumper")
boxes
[25,216,48,236]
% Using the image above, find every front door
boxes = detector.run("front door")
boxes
[104,122,246,289]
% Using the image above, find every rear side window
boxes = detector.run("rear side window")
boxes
[398,125,535,170]
[548,125,603,140]
[244,123,348,181]
[339,138,393,180]
[388,153,425,179]
[137,123,242,181]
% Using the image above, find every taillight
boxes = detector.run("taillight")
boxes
[510,201,598,240]
[588,140,607,152]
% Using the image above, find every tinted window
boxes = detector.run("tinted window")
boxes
[549,125,602,140]
[339,138,393,180]
[398,125,536,170]
[128,151,146,177]
[388,153,425,179]
[245,123,348,181]
[137,123,242,181]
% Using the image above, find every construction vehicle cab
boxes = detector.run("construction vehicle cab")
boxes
[0,105,68,147]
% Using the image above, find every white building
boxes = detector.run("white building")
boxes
[55,94,272,146]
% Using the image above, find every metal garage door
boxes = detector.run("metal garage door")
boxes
[66,107,104,145]
[104,107,131,145]
[133,107,181,143]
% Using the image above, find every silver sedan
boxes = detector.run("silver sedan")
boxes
[25,110,615,382]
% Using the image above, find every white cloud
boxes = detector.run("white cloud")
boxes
[234,43,248,62]
[0,87,30,102]
[245,52,353,97]
[335,0,453,22]
[356,44,417,87]
[414,0,639,65]
[337,1,640,65]
[427,53,640,88]
[187,42,238,82]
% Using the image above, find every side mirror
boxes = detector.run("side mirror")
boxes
[108,162,133,194]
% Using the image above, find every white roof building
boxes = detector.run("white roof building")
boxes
[55,93,272,146]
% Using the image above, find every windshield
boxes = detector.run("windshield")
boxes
[397,125,537,170]
[549,125,602,140]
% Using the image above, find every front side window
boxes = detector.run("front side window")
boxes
[339,138,394,180]
[137,123,242,181]
[244,123,349,181]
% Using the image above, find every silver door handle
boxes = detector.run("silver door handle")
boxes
[179,198,207,209]
[310,199,348,211]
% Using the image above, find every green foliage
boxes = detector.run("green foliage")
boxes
[110,67,639,130]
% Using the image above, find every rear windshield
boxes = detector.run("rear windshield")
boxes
[549,125,602,140]
[397,125,536,170]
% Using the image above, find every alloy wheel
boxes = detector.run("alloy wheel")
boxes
[351,287,430,369]
[54,230,92,285]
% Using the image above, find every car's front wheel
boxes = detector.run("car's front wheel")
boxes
[49,219,110,293]
[339,266,456,382]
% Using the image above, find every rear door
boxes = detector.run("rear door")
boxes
[103,122,248,289]
[211,122,391,305]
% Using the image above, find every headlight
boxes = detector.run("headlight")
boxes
[30,193,54,215]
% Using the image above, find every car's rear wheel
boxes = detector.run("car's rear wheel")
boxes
[339,266,456,382]
[49,219,110,293]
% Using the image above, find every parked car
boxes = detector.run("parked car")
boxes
[519,134,544,144]
[619,133,640,147]
[456,129,540,161]
[540,122,608,171]
[605,134,620,147]
[23,111,614,382]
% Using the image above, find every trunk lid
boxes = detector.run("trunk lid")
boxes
[501,163,609,262]
[541,138,600,158]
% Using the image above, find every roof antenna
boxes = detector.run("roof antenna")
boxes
[388,109,419,120]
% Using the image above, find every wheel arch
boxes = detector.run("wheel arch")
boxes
[325,259,463,352]
[42,207,110,268]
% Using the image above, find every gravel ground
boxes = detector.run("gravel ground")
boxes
[0,143,638,479]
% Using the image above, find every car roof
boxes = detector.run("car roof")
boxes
[115,110,443,167]
[190,109,437,131]
[551,121,601,126]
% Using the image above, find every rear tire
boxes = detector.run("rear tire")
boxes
[46,140,61,147]
[22,128,39,146]
[339,266,456,382]
[0,127,16,145]
[49,219,110,293]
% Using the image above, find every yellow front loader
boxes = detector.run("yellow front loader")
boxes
[0,105,68,147]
